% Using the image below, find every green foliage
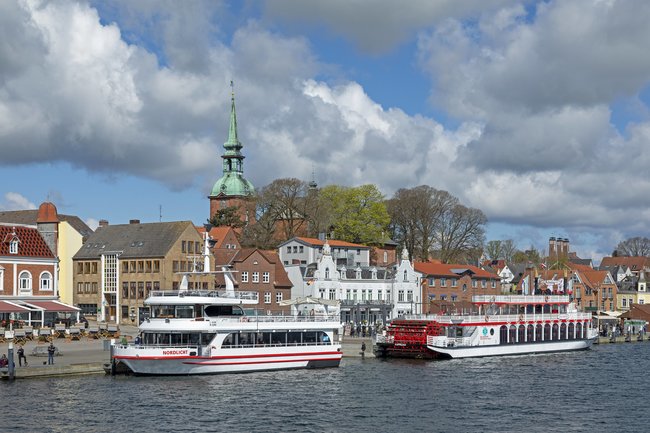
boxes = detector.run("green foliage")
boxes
[319,184,390,245]
[208,206,244,228]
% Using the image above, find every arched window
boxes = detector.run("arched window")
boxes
[499,325,508,345]
[518,325,526,343]
[552,323,559,340]
[576,322,583,339]
[560,323,567,340]
[568,322,575,340]
[40,271,53,291]
[325,268,330,279]
[527,324,534,342]
[509,325,517,344]
[544,324,551,341]
[19,271,32,294]
[383,251,388,263]
[535,324,543,341]
[403,270,408,282]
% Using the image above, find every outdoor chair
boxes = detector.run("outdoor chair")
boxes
[38,328,53,343]
[13,329,27,345]
[107,324,120,338]
[23,326,34,340]
[86,325,100,339]
[68,327,81,341]
[53,323,66,339]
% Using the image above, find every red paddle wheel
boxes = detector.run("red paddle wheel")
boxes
[374,319,444,359]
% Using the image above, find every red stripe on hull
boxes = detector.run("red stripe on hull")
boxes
[114,350,341,361]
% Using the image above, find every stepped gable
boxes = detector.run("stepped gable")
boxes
[73,221,193,259]
[0,225,55,258]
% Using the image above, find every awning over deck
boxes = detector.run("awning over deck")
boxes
[22,300,80,312]
[0,301,33,313]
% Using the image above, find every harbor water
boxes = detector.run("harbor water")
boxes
[1,343,644,433]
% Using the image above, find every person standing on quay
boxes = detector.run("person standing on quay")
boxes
[47,342,56,365]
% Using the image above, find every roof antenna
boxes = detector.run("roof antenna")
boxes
[159,205,162,222]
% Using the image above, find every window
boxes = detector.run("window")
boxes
[39,272,53,291]
[263,272,270,283]
[622,298,627,307]
[84,262,90,274]
[398,290,404,302]
[451,278,457,287]
[153,261,160,273]
[264,292,271,304]
[138,261,144,273]
[77,282,83,294]
[293,246,298,253]
[92,282,98,294]
[19,271,32,294]
[403,270,408,282]
[407,290,413,302]
[122,262,129,273]
[138,282,144,299]
[329,289,336,300]
[241,271,249,283]
[84,282,90,294]
[491,281,497,288]
[356,249,361,255]
[10,239,18,254]
[299,246,304,253]
[130,282,136,299]
[325,268,330,279]
[428,278,435,287]
[440,278,447,287]
[286,246,291,254]
[145,261,152,273]
[384,251,388,263]
[122,283,129,299]
[188,241,193,253]
[91,262,97,274]
[130,261,136,273]
[472,280,478,288]
[252,272,259,283]
[182,241,186,253]
[276,292,283,303]
[78,262,84,274]
[481,280,487,288]
[451,295,457,301]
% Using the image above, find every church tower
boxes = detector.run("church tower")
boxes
[209,82,255,224]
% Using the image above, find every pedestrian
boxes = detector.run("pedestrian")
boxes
[47,342,56,365]
[360,341,366,359]
[0,354,8,368]
[17,345,28,367]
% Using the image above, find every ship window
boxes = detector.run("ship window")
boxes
[204,305,244,317]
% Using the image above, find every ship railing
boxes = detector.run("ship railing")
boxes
[426,335,471,348]
[244,314,341,323]
[432,312,593,324]
[115,343,200,351]
[374,335,394,344]
[472,295,571,304]
[149,290,259,301]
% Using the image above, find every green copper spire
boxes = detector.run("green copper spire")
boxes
[209,81,255,198]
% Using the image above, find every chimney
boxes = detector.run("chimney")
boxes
[549,237,556,256]
[129,219,140,224]
[98,219,109,228]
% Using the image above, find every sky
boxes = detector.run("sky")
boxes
[1,0,650,264]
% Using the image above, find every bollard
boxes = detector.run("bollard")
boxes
[8,341,15,380]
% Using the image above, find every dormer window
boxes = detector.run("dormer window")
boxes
[10,239,18,254]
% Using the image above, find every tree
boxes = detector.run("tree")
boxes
[484,239,517,262]
[320,184,390,245]
[485,240,503,261]
[615,237,650,257]
[512,246,542,264]
[435,204,487,263]
[256,178,313,240]
[208,205,244,228]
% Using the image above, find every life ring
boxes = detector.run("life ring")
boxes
[519,314,524,322]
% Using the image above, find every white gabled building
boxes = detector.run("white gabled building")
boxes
[284,241,420,324]
[278,237,371,267]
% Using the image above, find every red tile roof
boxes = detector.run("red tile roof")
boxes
[414,261,497,278]
[0,225,55,258]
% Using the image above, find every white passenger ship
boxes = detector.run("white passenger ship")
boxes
[424,295,598,358]
[110,270,343,375]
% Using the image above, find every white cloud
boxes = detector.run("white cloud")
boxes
[0,193,37,211]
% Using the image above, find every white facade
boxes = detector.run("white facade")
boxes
[285,242,420,321]
[279,237,370,267]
